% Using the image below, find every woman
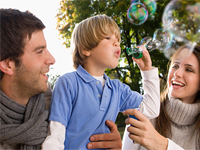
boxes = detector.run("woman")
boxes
[122,45,200,150]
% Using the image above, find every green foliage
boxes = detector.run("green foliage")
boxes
[56,0,170,127]
[48,74,60,89]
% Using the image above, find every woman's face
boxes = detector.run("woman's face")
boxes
[168,50,200,103]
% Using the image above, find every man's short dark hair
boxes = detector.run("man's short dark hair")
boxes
[0,8,45,79]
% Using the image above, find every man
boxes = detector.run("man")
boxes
[0,8,55,150]
[0,8,122,150]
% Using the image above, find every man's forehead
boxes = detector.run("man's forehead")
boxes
[23,30,46,50]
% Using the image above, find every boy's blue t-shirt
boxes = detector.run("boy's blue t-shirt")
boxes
[49,65,143,150]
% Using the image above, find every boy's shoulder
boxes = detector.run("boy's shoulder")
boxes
[55,71,79,87]
[59,70,78,80]
[54,71,80,91]
[109,78,121,84]
[107,77,127,88]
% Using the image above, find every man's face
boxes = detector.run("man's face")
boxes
[13,30,55,96]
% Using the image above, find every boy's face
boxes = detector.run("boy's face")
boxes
[85,34,121,72]
[13,30,55,96]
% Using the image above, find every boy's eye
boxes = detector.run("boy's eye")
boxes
[105,37,110,40]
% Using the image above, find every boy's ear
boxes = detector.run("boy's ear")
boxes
[82,49,91,57]
[0,59,15,75]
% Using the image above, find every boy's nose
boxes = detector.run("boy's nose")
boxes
[114,41,120,47]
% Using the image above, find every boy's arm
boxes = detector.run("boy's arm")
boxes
[42,121,65,150]
[139,67,160,119]
[133,46,160,119]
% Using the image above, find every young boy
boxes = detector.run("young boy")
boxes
[42,15,160,150]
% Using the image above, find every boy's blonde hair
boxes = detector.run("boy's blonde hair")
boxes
[71,15,121,69]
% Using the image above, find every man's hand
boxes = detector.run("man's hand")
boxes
[87,120,122,150]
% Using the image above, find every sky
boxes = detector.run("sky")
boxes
[0,0,75,77]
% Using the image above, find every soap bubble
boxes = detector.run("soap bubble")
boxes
[131,0,137,4]
[126,28,195,60]
[163,35,196,60]
[162,0,200,42]
[126,29,173,59]
[130,0,157,18]
[142,0,157,18]
[152,28,173,51]
[127,2,148,25]
[139,28,173,52]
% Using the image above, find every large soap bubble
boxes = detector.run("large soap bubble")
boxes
[162,0,200,42]
[127,2,148,25]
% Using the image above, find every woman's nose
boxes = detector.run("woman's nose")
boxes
[174,67,183,78]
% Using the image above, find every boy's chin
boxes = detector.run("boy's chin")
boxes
[108,64,119,69]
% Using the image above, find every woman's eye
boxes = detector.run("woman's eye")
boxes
[172,65,179,69]
[186,68,194,73]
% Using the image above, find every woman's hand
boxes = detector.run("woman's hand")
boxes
[123,109,168,150]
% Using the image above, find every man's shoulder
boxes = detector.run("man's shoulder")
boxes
[0,142,20,150]
[44,84,52,110]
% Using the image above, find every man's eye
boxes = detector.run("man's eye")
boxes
[37,50,43,54]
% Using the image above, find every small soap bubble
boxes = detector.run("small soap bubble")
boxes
[127,2,148,25]
[152,28,173,51]
[130,0,157,17]
[142,0,157,18]
[128,0,157,25]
